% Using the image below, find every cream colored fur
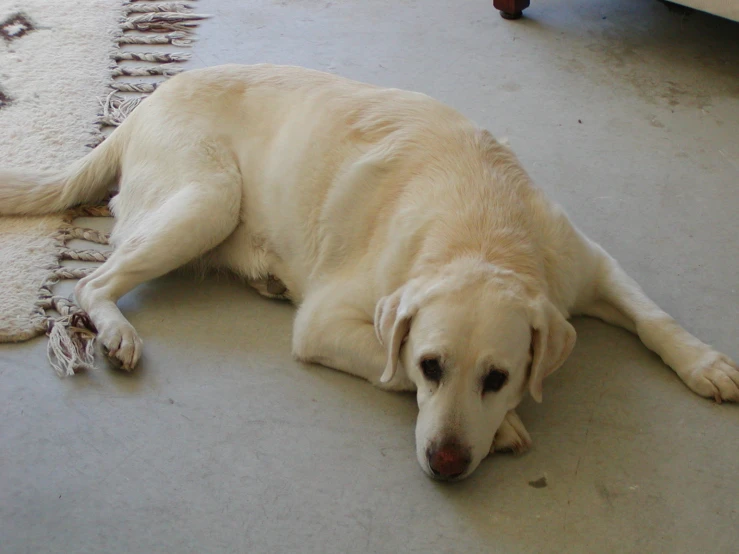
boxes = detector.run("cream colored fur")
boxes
[1,64,736,480]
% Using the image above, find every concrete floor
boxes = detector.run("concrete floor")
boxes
[2,0,738,552]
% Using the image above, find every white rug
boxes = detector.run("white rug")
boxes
[0,0,208,375]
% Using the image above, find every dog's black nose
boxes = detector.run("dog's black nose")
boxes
[427,442,471,480]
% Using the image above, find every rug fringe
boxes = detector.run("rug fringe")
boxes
[121,12,209,34]
[116,31,194,46]
[32,201,114,377]
[98,94,145,127]
[73,205,112,218]
[105,1,206,128]
[37,277,98,377]
[86,133,107,149]
[112,51,191,63]
[125,2,192,13]
[120,20,201,34]
[52,267,97,280]
[111,82,159,94]
[60,248,112,263]
[63,226,110,244]
[112,65,184,77]
[46,314,96,377]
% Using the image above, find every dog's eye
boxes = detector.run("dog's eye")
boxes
[420,358,443,382]
[483,369,508,393]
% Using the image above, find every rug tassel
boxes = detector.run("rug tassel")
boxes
[125,2,192,14]
[112,51,191,63]
[111,82,159,94]
[46,318,96,377]
[98,93,145,127]
[112,65,183,77]
[120,12,210,34]
[64,225,110,245]
[125,12,206,24]
[117,31,194,46]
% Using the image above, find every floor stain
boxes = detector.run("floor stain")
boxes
[528,476,547,489]
[555,25,732,113]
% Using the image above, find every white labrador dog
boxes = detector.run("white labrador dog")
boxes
[1,65,736,480]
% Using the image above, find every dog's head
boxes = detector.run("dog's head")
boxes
[375,261,575,481]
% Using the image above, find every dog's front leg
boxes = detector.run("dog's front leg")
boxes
[492,410,532,455]
[292,285,415,391]
[583,247,738,402]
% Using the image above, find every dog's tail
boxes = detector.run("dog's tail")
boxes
[0,132,122,216]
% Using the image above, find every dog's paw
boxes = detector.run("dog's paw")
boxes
[100,322,142,371]
[492,410,532,455]
[683,353,739,403]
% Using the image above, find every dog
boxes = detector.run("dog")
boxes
[1,64,736,481]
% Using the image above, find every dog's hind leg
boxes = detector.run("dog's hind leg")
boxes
[76,181,241,370]
[248,275,291,301]
[581,246,739,402]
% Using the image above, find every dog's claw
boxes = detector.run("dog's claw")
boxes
[100,323,142,371]
[683,353,739,403]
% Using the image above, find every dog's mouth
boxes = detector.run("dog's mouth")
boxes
[427,470,468,483]
[421,460,472,482]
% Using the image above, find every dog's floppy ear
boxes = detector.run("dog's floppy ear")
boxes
[527,295,576,403]
[374,282,422,384]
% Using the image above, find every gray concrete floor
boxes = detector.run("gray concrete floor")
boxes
[2,1,738,552]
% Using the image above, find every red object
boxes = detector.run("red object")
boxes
[493,0,531,20]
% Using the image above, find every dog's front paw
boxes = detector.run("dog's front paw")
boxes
[683,353,739,403]
[100,322,142,371]
[492,410,532,455]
